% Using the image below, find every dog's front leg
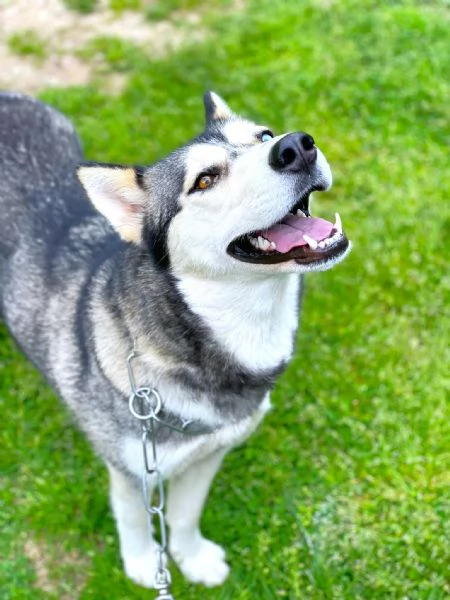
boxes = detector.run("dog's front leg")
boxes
[108,463,162,589]
[167,448,230,587]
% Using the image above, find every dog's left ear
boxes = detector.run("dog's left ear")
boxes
[204,91,234,124]
[77,163,147,244]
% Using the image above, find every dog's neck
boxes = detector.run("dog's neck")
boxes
[174,271,302,372]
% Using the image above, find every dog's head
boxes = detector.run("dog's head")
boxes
[78,92,350,277]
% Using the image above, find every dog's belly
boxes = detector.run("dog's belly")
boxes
[121,393,272,479]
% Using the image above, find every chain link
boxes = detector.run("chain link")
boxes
[127,350,175,600]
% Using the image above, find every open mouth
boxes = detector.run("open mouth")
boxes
[227,188,349,265]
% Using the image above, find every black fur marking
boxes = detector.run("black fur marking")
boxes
[78,160,133,170]
[203,91,219,124]
[143,224,171,270]
[140,153,186,270]
[195,127,229,146]
[135,165,146,189]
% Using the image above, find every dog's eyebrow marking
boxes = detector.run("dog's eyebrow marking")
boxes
[222,119,268,146]
[183,144,229,193]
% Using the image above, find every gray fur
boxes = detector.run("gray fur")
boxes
[0,92,350,588]
[0,93,280,475]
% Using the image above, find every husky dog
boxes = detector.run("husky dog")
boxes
[0,91,350,588]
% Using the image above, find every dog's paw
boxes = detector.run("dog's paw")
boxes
[123,550,165,589]
[171,538,229,587]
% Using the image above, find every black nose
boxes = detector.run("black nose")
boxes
[269,132,317,172]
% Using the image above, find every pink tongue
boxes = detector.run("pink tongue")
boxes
[260,214,334,253]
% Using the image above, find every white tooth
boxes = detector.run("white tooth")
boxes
[269,241,277,250]
[258,236,270,251]
[318,240,326,249]
[249,236,259,249]
[296,209,307,218]
[303,234,318,250]
[334,212,343,234]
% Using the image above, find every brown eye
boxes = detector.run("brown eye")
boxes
[193,172,219,192]
[198,175,213,189]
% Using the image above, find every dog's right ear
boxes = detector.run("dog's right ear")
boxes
[77,163,147,244]
[204,91,234,124]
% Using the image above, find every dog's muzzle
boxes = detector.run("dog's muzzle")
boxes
[226,130,350,268]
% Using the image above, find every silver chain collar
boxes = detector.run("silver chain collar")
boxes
[126,347,217,599]
[127,349,174,599]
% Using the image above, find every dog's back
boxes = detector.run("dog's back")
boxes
[0,93,87,258]
[0,93,111,377]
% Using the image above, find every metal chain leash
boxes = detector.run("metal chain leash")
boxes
[127,349,175,600]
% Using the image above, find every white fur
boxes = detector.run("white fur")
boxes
[176,273,300,372]
[208,91,234,120]
[168,132,336,371]
[108,464,159,589]
[167,450,230,586]
[222,118,270,146]
[182,144,229,193]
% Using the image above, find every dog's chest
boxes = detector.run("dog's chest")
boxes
[121,393,272,479]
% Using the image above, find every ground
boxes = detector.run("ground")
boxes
[0,0,449,598]
[0,0,203,93]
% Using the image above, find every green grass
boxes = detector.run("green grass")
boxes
[79,36,148,73]
[1,0,449,598]
[62,0,97,13]
[7,31,48,60]
[109,0,142,11]
[144,0,231,22]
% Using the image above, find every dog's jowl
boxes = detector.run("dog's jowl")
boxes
[0,91,350,588]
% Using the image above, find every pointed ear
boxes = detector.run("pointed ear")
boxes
[203,91,234,124]
[77,163,147,244]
